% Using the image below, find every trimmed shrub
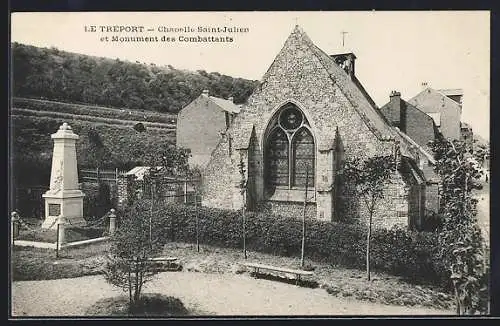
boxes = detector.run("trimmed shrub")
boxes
[85,294,189,316]
[137,201,447,286]
[83,182,113,219]
[370,227,447,285]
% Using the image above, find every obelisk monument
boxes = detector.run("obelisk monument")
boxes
[42,123,86,229]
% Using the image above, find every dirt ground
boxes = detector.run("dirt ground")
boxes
[11,273,453,317]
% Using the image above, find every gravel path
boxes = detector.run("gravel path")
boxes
[12,272,453,316]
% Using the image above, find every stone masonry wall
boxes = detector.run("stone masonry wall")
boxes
[202,26,410,228]
[201,138,243,210]
[257,201,317,220]
[117,176,128,210]
[343,171,410,230]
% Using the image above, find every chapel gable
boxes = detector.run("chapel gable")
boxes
[201,25,429,230]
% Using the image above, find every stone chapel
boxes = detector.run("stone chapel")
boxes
[200,26,437,230]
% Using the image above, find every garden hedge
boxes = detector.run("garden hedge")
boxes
[121,200,449,286]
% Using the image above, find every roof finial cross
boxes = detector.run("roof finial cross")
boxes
[341,30,348,48]
[294,17,299,26]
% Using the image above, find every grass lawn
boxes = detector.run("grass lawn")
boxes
[11,242,110,281]
[16,224,108,243]
[11,241,455,311]
[161,243,455,310]
[17,228,57,243]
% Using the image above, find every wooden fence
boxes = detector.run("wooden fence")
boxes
[138,176,202,206]
[80,168,202,206]
[13,168,203,218]
[80,168,127,185]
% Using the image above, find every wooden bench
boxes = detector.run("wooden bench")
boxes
[241,262,314,285]
[148,256,178,263]
[145,257,180,271]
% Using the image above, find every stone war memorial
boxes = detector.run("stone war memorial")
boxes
[41,122,86,229]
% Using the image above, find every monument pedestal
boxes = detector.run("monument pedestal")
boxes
[42,190,86,229]
[42,123,86,229]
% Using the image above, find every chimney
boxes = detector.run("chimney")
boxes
[389,91,404,131]
[390,90,401,99]
[228,96,234,103]
[202,89,209,96]
[421,82,429,90]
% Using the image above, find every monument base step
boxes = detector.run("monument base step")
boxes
[41,216,87,229]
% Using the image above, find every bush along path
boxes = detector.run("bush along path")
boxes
[12,242,454,311]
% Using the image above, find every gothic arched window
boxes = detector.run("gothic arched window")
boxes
[265,104,315,193]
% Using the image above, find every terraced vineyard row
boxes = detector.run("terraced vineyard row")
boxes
[12,108,176,131]
[10,113,176,135]
[12,97,177,125]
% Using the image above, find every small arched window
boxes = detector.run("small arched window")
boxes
[265,104,314,193]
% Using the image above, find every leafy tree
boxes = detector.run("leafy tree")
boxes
[343,155,396,281]
[121,146,194,246]
[11,42,259,114]
[430,137,489,315]
[237,156,247,259]
[104,201,163,308]
[186,167,202,252]
[123,145,191,207]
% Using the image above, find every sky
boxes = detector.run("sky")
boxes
[11,11,490,141]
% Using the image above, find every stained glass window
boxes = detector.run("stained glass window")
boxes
[292,128,315,187]
[266,128,289,186]
[279,106,302,129]
[265,104,315,191]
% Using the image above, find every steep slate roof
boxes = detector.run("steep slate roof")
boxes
[125,166,164,181]
[437,88,463,97]
[394,128,436,165]
[207,95,241,113]
[228,26,420,162]
[352,75,379,109]
[261,26,396,141]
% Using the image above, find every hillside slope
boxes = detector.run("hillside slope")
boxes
[11,98,178,188]
[11,42,259,114]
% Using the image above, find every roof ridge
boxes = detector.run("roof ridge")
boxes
[306,41,396,141]
[207,94,241,113]
[434,88,463,109]
[394,127,436,164]
[260,25,302,83]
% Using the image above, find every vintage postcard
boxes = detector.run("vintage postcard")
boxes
[9,11,490,318]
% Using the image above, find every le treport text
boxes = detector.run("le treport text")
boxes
[85,25,250,43]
